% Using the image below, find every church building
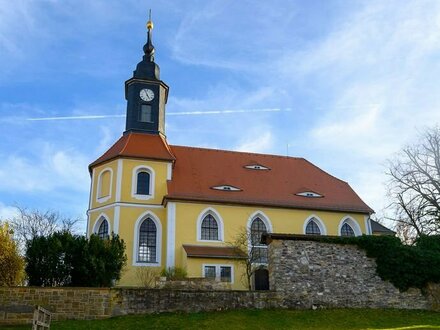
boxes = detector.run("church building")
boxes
[86,18,387,290]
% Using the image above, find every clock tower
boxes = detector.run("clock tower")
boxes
[124,14,169,136]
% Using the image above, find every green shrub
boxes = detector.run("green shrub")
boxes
[160,267,187,280]
[25,231,126,287]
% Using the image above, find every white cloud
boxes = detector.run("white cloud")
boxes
[0,143,89,193]
[0,203,18,221]
[234,130,274,154]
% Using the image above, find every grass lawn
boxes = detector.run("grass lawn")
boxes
[3,308,440,330]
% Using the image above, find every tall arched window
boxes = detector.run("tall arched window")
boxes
[305,219,321,235]
[136,171,150,195]
[138,218,157,263]
[97,219,109,239]
[341,223,355,237]
[250,217,268,263]
[201,214,219,240]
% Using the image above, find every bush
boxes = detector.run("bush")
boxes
[0,223,25,286]
[160,267,187,280]
[136,267,160,288]
[25,231,126,287]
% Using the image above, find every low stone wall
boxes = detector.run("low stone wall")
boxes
[0,287,278,324]
[156,277,231,290]
[2,237,439,324]
[268,237,430,310]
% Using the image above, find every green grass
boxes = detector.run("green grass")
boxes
[3,309,440,330]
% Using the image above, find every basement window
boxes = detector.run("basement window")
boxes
[296,191,323,198]
[211,185,241,191]
[244,164,270,170]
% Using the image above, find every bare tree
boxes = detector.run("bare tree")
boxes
[228,227,267,291]
[5,206,81,253]
[386,126,440,239]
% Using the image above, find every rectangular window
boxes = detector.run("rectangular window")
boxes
[220,266,232,282]
[139,104,152,122]
[204,266,216,280]
[203,265,233,283]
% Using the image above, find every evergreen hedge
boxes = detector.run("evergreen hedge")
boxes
[25,231,126,287]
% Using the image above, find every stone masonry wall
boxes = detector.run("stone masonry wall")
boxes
[268,239,430,309]
[1,238,437,324]
[0,287,279,324]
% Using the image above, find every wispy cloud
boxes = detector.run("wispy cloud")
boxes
[25,107,292,121]
[0,143,89,193]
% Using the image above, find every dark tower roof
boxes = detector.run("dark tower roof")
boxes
[134,10,160,80]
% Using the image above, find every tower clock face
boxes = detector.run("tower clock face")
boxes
[140,88,154,102]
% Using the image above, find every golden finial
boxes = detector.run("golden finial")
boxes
[146,9,154,30]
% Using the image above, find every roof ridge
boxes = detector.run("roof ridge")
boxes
[301,158,349,185]
[170,144,304,160]
[119,133,131,155]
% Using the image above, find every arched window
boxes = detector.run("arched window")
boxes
[97,219,109,239]
[305,219,321,235]
[97,169,112,201]
[201,214,219,240]
[132,166,155,200]
[138,218,157,263]
[250,217,268,263]
[136,171,150,195]
[341,223,355,237]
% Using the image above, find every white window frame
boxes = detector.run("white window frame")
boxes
[338,216,362,236]
[131,165,155,201]
[133,211,162,266]
[247,211,272,265]
[202,264,234,284]
[303,214,327,235]
[92,213,111,236]
[196,207,224,242]
[96,167,113,203]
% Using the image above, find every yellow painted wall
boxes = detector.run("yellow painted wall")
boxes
[119,159,169,205]
[173,202,367,268]
[90,161,118,209]
[185,256,245,290]
[88,157,370,289]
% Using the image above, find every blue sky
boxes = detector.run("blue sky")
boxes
[1,0,440,232]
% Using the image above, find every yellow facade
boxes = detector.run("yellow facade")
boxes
[87,156,371,290]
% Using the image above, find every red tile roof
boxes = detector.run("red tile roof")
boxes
[183,245,247,259]
[89,133,175,170]
[166,145,373,214]
[90,133,373,214]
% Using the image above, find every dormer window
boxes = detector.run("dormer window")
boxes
[296,191,323,198]
[244,164,270,170]
[211,185,241,191]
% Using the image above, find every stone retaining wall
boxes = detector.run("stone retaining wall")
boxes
[268,238,430,310]
[1,238,438,324]
[0,287,278,324]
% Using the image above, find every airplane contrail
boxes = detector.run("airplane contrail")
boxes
[26,108,292,121]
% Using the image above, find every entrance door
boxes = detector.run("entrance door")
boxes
[254,268,269,290]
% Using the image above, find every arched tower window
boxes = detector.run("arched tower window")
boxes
[138,218,157,263]
[132,165,155,200]
[250,217,268,264]
[341,223,355,237]
[201,214,219,240]
[97,168,112,202]
[97,219,109,239]
[305,219,321,235]
[136,171,151,195]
